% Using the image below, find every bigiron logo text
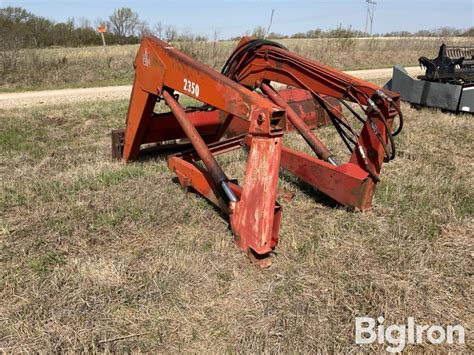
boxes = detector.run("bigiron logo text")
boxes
[355,316,465,352]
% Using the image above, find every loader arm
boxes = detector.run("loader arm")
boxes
[222,37,402,208]
[114,36,404,266]
[123,36,285,161]
[225,37,387,105]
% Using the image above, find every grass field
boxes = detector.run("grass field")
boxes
[1,91,472,351]
[1,37,473,92]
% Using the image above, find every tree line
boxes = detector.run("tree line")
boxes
[262,25,474,40]
[0,6,196,50]
[1,6,472,51]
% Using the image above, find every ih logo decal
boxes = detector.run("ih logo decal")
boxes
[142,48,151,67]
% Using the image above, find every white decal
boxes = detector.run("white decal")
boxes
[142,48,150,67]
[183,78,200,97]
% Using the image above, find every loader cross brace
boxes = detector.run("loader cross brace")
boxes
[113,36,402,266]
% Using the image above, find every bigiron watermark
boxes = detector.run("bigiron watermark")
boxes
[355,316,465,352]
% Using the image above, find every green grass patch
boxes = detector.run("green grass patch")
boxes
[29,252,66,276]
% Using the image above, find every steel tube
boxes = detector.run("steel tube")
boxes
[220,181,237,203]
[163,91,237,202]
[261,83,337,166]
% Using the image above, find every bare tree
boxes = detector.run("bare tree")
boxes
[164,25,178,42]
[108,7,139,37]
[137,20,152,37]
[251,26,266,38]
[78,17,92,29]
[154,21,164,39]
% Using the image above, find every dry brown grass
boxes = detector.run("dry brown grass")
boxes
[0,45,138,92]
[1,37,473,92]
[1,93,473,352]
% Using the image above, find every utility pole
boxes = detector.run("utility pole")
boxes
[365,0,376,36]
[264,9,275,39]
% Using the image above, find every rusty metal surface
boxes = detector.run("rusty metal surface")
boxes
[281,146,374,210]
[113,36,404,265]
[123,87,337,157]
[168,156,231,212]
[122,80,157,161]
[278,88,336,128]
[171,134,245,163]
[224,88,339,137]
[261,83,335,164]
[163,91,230,188]
[226,39,400,105]
[143,110,222,144]
[224,38,400,181]
[134,36,283,121]
[230,136,282,256]
[349,100,398,176]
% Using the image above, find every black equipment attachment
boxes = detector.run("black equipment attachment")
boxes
[385,43,474,114]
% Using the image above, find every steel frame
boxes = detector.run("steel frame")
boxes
[113,36,402,266]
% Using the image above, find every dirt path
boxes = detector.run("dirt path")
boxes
[345,66,422,79]
[0,66,423,109]
[0,85,133,109]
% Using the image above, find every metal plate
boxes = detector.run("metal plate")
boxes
[459,85,474,113]
[385,65,462,112]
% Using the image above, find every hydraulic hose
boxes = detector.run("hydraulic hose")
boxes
[367,98,396,161]
[222,39,287,78]
[375,90,404,137]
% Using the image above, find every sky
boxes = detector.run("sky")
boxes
[1,0,473,38]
